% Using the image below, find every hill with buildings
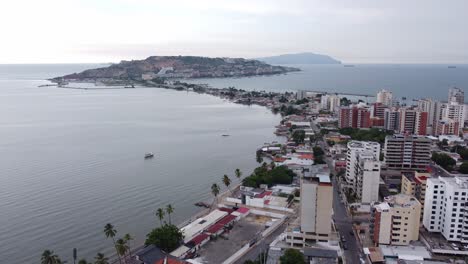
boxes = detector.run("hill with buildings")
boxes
[53,56,300,82]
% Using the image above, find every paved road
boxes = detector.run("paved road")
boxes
[430,163,452,177]
[312,123,362,264]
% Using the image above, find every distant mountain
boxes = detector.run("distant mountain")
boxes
[257,52,341,65]
[53,56,300,81]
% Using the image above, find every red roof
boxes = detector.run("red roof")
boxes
[298,154,314,160]
[206,223,224,234]
[264,200,270,205]
[255,191,272,198]
[218,207,235,214]
[154,257,188,264]
[216,214,237,226]
[188,233,209,246]
[237,207,249,214]
[274,157,287,162]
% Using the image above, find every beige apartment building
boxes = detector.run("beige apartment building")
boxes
[286,174,334,247]
[371,194,421,245]
[401,171,430,208]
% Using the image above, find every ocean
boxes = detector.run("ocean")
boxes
[0,63,467,263]
[0,64,282,263]
[189,64,468,102]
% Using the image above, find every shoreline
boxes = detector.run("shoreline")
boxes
[52,80,291,263]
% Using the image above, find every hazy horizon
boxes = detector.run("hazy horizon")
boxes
[1,0,468,64]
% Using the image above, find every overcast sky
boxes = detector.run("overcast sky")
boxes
[1,0,467,64]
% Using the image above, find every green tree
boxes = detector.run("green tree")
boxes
[145,224,184,252]
[94,253,109,264]
[78,259,90,264]
[279,248,305,264]
[292,129,306,144]
[313,146,325,157]
[432,152,456,170]
[235,168,242,180]
[460,162,468,174]
[223,174,232,193]
[156,208,165,226]
[104,223,122,264]
[123,233,134,259]
[165,204,174,225]
[41,250,63,264]
[211,183,220,208]
[115,239,129,264]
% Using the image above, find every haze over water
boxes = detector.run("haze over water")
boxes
[1,63,468,264]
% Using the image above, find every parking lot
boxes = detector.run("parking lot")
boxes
[195,218,266,263]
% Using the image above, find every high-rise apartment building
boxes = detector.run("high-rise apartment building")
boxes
[377,89,393,106]
[435,118,460,136]
[444,102,465,131]
[338,106,370,129]
[286,174,333,246]
[423,177,468,243]
[448,87,464,105]
[371,194,421,245]
[384,108,400,131]
[355,152,381,204]
[346,141,381,185]
[401,171,430,208]
[384,135,432,171]
[398,108,428,135]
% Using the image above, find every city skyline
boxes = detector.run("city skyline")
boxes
[1,0,468,64]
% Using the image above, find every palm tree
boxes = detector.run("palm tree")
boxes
[104,223,122,264]
[94,253,109,264]
[211,183,220,208]
[156,208,165,226]
[123,233,134,259]
[222,174,232,193]
[115,238,129,264]
[165,204,174,225]
[235,168,242,180]
[41,250,62,264]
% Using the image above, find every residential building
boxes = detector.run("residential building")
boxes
[338,106,370,129]
[372,103,387,119]
[286,174,334,246]
[355,152,381,204]
[371,194,421,246]
[423,177,468,243]
[417,98,443,134]
[448,87,464,105]
[345,141,381,185]
[443,102,465,131]
[401,171,430,208]
[435,118,460,136]
[320,94,340,112]
[383,135,432,171]
[384,108,400,131]
[377,89,393,106]
[398,108,428,135]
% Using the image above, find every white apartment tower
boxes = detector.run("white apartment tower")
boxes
[355,152,381,204]
[449,87,464,105]
[377,89,393,106]
[345,141,381,186]
[444,102,465,131]
[423,177,468,243]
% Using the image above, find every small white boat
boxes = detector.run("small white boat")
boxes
[144,153,154,159]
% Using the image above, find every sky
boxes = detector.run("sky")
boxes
[1,0,467,64]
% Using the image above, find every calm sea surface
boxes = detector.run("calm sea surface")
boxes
[0,64,282,264]
[1,63,467,263]
[189,64,468,102]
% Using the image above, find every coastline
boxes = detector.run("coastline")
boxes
[47,80,289,263]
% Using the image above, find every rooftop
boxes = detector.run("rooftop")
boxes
[383,194,420,208]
